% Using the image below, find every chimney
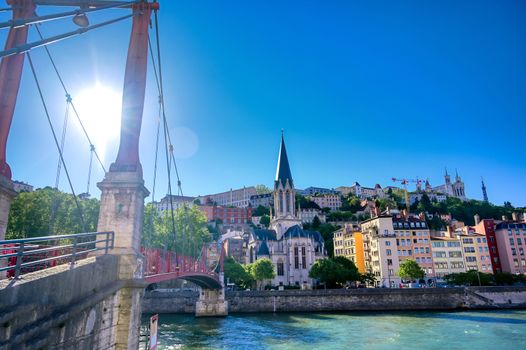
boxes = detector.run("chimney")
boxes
[474,214,480,226]
[512,212,518,221]
[502,215,507,221]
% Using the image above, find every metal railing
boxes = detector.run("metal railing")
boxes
[0,231,114,279]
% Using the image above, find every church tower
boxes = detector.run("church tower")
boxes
[481,177,489,202]
[270,132,301,239]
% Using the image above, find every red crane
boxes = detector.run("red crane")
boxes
[391,177,423,212]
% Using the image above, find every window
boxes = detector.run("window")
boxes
[510,238,515,245]
[386,241,391,246]
[301,247,307,269]
[386,249,392,256]
[387,259,393,266]
[294,247,299,269]
[518,238,523,245]
[277,261,284,276]
[512,248,517,256]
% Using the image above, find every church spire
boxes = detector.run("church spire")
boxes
[481,177,488,203]
[275,131,293,187]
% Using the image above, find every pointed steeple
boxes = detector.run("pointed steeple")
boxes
[481,177,488,203]
[455,168,460,181]
[275,131,293,187]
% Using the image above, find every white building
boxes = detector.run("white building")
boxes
[153,195,195,214]
[197,186,256,208]
[299,208,326,224]
[310,194,342,211]
[12,180,33,193]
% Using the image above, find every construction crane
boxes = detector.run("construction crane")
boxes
[391,177,423,213]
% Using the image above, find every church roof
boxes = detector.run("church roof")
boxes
[253,229,277,241]
[257,240,270,256]
[275,132,293,187]
[282,225,324,244]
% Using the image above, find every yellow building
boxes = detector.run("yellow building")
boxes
[333,224,366,273]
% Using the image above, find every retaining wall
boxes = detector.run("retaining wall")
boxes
[142,286,526,314]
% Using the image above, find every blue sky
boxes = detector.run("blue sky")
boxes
[2,0,526,206]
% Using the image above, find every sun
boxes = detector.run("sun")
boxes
[74,84,122,159]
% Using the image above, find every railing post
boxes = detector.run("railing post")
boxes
[70,237,77,269]
[105,232,110,254]
[14,241,24,279]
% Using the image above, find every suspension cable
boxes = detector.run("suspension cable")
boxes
[27,52,86,232]
[86,144,95,194]
[1,12,137,59]
[152,7,178,250]
[54,94,71,189]
[0,1,138,30]
[34,24,107,174]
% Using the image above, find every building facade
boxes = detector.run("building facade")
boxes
[153,195,195,214]
[249,193,273,208]
[310,194,342,211]
[199,205,252,225]
[333,224,366,273]
[392,216,435,278]
[494,221,526,274]
[197,186,257,208]
[431,237,465,279]
[12,180,33,193]
[299,208,326,224]
[360,216,401,288]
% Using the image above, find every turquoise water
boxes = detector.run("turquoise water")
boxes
[146,310,526,350]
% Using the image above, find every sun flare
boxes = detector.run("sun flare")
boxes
[74,84,122,159]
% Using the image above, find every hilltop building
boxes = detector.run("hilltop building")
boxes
[196,186,256,208]
[430,169,466,200]
[12,180,33,193]
[246,132,326,288]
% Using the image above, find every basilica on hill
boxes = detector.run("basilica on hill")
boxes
[246,132,326,288]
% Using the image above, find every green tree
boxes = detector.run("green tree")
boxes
[444,271,494,286]
[223,256,254,289]
[398,259,425,281]
[193,198,201,205]
[141,204,212,257]
[253,205,270,217]
[309,256,360,288]
[250,258,275,290]
[259,215,270,228]
[359,272,377,286]
[255,184,272,195]
[6,187,99,239]
[312,215,321,229]
[375,197,398,212]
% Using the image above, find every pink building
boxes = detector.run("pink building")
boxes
[494,221,526,274]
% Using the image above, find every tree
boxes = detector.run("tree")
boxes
[141,204,212,257]
[398,259,425,281]
[223,256,254,289]
[255,184,271,195]
[6,187,100,239]
[259,215,270,228]
[444,271,494,286]
[193,198,201,205]
[312,215,321,229]
[250,258,275,290]
[253,205,270,217]
[309,256,360,288]
[359,272,377,286]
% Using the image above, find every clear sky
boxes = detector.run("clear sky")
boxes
[2,0,526,206]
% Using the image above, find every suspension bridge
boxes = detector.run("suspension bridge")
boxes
[0,1,227,349]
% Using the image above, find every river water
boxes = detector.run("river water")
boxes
[145,310,526,350]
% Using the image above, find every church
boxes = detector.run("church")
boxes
[246,132,326,288]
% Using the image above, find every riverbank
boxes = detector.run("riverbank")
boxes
[142,286,526,314]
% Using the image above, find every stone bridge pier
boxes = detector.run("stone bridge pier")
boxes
[195,273,228,317]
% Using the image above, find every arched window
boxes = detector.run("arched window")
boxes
[279,190,284,214]
[285,190,290,214]
[277,259,284,276]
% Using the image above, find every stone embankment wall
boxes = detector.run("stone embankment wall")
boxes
[142,286,526,314]
[0,255,128,350]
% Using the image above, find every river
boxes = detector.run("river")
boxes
[143,310,526,349]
